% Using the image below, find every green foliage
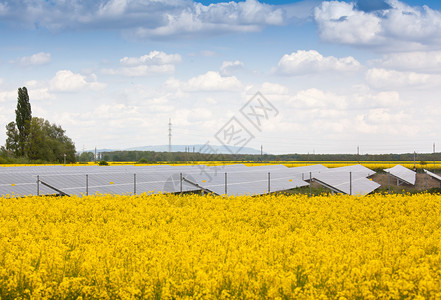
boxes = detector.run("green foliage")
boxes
[137,158,150,164]
[25,117,76,163]
[78,151,95,162]
[98,160,109,166]
[15,87,32,156]
[5,122,19,156]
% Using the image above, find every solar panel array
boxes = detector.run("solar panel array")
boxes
[0,164,312,197]
[1,163,384,197]
[384,165,416,185]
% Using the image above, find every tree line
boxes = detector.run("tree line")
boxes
[1,87,76,164]
[78,150,441,163]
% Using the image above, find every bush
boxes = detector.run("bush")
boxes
[137,158,150,164]
[98,160,109,166]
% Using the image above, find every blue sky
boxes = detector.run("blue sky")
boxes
[1,0,441,155]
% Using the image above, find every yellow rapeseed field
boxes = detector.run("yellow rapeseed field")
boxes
[1,193,440,299]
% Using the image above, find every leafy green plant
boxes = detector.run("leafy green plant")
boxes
[98,160,108,166]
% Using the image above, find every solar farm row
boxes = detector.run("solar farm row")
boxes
[0,163,421,197]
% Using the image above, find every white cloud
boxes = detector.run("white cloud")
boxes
[97,0,128,16]
[314,1,441,50]
[374,51,441,72]
[120,51,181,66]
[134,0,285,38]
[167,71,243,92]
[366,68,441,89]
[187,71,242,91]
[14,52,51,66]
[220,60,244,76]
[1,0,286,39]
[290,88,347,109]
[104,51,181,76]
[260,82,288,95]
[314,2,382,45]
[50,70,106,92]
[0,90,16,103]
[276,50,361,75]
[366,108,409,124]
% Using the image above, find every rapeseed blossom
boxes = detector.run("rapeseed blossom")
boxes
[0,193,440,298]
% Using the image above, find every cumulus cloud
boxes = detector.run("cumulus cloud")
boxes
[290,88,347,109]
[50,70,106,92]
[365,108,409,124]
[13,52,51,66]
[275,50,361,75]
[374,51,441,72]
[134,0,285,38]
[0,0,286,39]
[186,71,242,91]
[103,50,181,76]
[366,68,441,89]
[166,71,242,92]
[314,1,441,50]
[220,60,244,76]
[0,90,16,103]
[260,82,288,95]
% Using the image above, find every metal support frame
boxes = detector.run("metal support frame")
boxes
[225,172,227,195]
[268,172,271,194]
[312,177,345,195]
[134,173,137,195]
[349,172,352,196]
[181,176,219,196]
[309,172,312,197]
[39,180,70,197]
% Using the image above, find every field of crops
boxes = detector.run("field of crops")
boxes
[1,193,441,299]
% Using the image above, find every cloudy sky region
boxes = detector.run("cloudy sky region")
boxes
[1,0,441,155]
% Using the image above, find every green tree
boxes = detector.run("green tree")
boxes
[5,122,19,155]
[26,117,76,163]
[15,87,32,156]
[78,151,95,162]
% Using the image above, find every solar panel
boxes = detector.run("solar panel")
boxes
[423,169,441,187]
[289,164,328,180]
[183,166,308,196]
[384,165,416,185]
[328,164,376,177]
[313,171,380,195]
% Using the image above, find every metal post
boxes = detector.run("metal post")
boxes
[268,172,271,194]
[86,174,88,196]
[388,172,391,194]
[134,173,137,195]
[37,175,40,196]
[225,172,227,195]
[180,173,183,193]
[349,171,352,196]
[309,172,312,197]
